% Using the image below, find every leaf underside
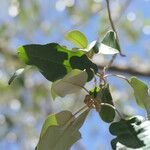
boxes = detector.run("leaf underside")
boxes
[51,69,88,99]
[99,30,120,55]
[36,110,89,150]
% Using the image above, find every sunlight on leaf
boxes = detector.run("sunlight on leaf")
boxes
[17,43,98,82]
[129,77,150,119]
[65,30,88,48]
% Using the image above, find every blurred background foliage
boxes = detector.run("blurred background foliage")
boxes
[0,0,150,149]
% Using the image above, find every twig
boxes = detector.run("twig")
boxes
[104,74,130,83]
[104,0,133,32]
[105,54,117,70]
[73,105,89,117]
[105,0,124,72]
[97,63,150,77]
[105,0,121,52]
[63,105,89,129]
[1,44,150,78]
[116,0,133,22]
[106,0,117,34]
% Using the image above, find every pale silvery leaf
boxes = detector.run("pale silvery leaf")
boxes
[36,110,89,150]
[8,68,25,85]
[98,30,120,55]
[51,69,88,99]
[98,43,119,54]
[74,40,97,52]
[86,40,97,51]
[129,77,150,119]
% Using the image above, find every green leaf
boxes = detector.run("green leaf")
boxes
[90,85,115,123]
[36,110,89,150]
[8,68,25,85]
[89,86,100,98]
[65,30,88,48]
[129,77,150,119]
[99,30,120,55]
[109,116,150,149]
[51,69,88,99]
[17,43,98,82]
[98,84,115,123]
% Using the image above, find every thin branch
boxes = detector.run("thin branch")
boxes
[105,0,122,52]
[115,0,133,22]
[105,0,124,71]
[104,0,133,31]
[73,105,89,117]
[64,105,89,128]
[98,63,150,77]
[105,54,117,69]
[1,45,150,77]
[106,0,117,34]
[104,74,130,83]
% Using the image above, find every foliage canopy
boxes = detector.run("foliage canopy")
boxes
[10,29,150,150]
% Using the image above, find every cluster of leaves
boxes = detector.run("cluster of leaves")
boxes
[9,30,150,150]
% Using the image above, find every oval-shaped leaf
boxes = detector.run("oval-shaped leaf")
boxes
[36,110,89,150]
[65,30,88,48]
[51,69,88,99]
[129,77,150,119]
[90,85,115,123]
[100,105,115,123]
[17,43,98,82]
[98,84,115,123]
